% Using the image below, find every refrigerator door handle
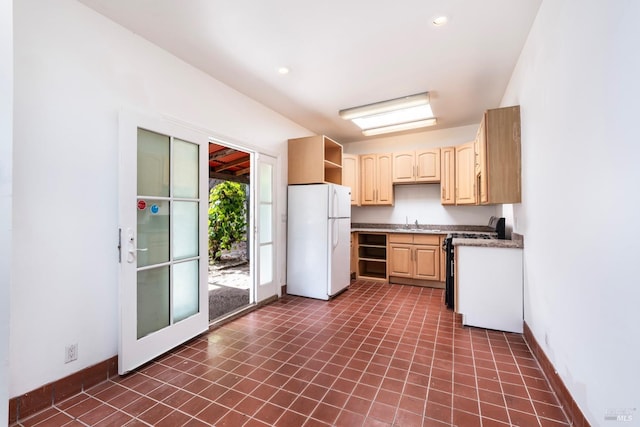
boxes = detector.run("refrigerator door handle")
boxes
[332,218,339,250]
[332,187,338,218]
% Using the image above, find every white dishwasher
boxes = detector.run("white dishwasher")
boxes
[456,245,523,333]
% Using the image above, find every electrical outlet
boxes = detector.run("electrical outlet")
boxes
[65,344,78,363]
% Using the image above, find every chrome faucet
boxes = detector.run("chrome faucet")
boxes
[405,216,409,229]
[415,219,419,228]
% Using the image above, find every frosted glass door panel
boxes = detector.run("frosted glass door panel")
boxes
[137,200,169,267]
[137,266,170,339]
[260,164,272,202]
[173,201,199,260]
[173,139,199,198]
[173,260,199,322]
[259,160,274,286]
[137,129,170,197]
[260,245,273,285]
[259,205,272,244]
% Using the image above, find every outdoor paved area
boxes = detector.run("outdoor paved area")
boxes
[208,242,250,321]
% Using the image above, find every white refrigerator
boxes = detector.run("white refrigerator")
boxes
[287,184,351,300]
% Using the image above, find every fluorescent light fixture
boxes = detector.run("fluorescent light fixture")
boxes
[362,118,437,136]
[352,104,434,130]
[339,92,437,136]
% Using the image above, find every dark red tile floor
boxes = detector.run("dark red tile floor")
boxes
[12,281,570,426]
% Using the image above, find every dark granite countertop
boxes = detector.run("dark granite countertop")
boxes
[453,232,525,249]
[452,238,524,249]
[351,222,495,235]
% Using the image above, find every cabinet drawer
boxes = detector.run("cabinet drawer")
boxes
[413,234,440,245]
[388,233,413,244]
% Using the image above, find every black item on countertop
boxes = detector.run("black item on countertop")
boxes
[488,216,506,239]
[443,216,505,309]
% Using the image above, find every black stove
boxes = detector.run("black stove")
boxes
[446,232,494,240]
[444,217,505,309]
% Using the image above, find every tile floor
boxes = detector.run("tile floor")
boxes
[13,281,570,426]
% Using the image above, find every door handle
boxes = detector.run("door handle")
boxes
[333,219,339,250]
[125,228,146,263]
[118,228,122,263]
[127,237,136,264]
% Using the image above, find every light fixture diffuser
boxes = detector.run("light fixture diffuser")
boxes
[339,92,437,136]
[362,118,437,136]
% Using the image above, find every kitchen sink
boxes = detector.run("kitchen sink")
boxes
[398,228,441,233]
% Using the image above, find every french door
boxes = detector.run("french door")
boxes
[118,113,209,374]
[254,154,278,302]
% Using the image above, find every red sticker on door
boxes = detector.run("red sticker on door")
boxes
[137,200,147,210]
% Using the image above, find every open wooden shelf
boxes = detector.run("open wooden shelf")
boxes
[288,135,343,185]
[356,233,387,281]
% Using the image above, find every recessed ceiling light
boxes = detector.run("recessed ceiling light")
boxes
[277,67,290,75]
[432,15,449,26]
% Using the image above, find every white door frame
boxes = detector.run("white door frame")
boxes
[207,139,279,304]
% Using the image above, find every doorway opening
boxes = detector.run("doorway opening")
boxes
[207,142,252,323]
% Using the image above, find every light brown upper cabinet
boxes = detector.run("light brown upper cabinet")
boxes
[360,153,393,206]
[288,135,343,185]
[455,141,477,205]
[342,154,360,205]
[440,147,455,205]
[392,149,441,183]
[475,105,522,204]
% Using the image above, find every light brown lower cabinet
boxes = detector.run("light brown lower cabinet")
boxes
[439,235,446,282]
[388,234,441,284]
[350,232,357,277]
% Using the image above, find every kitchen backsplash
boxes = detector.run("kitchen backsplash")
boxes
[350,185,498,226]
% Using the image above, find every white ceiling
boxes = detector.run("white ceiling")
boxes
[78,0,542,143]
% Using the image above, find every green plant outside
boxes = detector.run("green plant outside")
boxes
[208,181,247,261]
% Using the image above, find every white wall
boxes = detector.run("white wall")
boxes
[1,0,12,421]
[11,0,310,397]
[346,125,498,225]
[501,0,640,424]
